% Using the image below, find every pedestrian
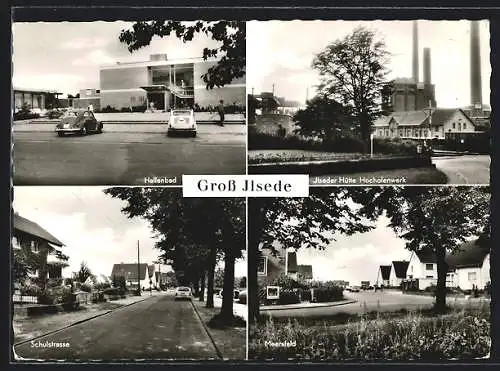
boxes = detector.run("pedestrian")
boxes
[217,99,225,127]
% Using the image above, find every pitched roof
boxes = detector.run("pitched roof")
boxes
[415,249,437,264]
[392,261,409,278]
[111,263,149,281]
[13,213,64,247]
[446,239,489,269]
[374,108,474,128]
[287,252,298,273]
[297,265,313,279]
[379,265,392,280]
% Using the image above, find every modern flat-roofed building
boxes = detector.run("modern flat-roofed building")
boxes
[72,88,101,110]
[13,87,63,112]
[99,54,246,111]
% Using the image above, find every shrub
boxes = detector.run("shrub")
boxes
[80,283,92,293]
[94,282,111,291]
[271,274,308,291]
[300,289,312,302]
[103,287,119,296]
[101,105,119,113]
[46,110,64,119]
[131,105,147,113]
[91,291,106,303]
[13,103,40,121]
[120,107,132,112]
[373,138,418,156]
[20,283,43,297]
[311,286,344,303]
[278,289,301,305]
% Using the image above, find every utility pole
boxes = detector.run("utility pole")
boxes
[272,84,275,95]
[137,240,141,296]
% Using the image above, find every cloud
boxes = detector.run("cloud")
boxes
[72,49,116,66]
[12,73,86,93]
[59,37,110,50]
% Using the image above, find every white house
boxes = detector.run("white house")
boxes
[446,239,490,291]
[373,108,479,140]
[406,250,438,290]
[378,265,392,286]
[110,263,157,290]
[389,261,409,287]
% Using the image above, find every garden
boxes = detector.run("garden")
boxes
[250,303,491,361]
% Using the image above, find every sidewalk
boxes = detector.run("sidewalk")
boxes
[260,299,356,311]
[13,292,160,345]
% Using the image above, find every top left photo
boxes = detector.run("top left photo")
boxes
[11,19,246,186]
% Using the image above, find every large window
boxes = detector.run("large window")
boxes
[258,256,267,276]
[468,272,477,282]
[425,263,433,271]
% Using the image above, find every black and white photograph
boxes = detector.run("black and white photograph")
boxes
[11,187,247,361]
[248,187,491,361]
[12,19,246,186]
[247,20,491,185]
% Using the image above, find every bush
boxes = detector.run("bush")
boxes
[278,289,301,305]
[13,103,40,121]
[46,110,64,119]
[311,286,344,303]
[91,291,106,303]
[131,105,147,113]
[94,282,111,291]
[373,138,418,156]
[300,289,312,302]
[101,105,119,113]
[80,283,92,293]
[120,107,132,112]
[20,283,43,297]
[270,274,308,291]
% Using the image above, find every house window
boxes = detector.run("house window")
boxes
[435,126,439,132]
[468,272,477,282]
[426,275,434,279]
[463,123,467,130]
[257,257,267,276]
[31,241,39,253]
[425,264,433,271]
[12,236,21,250]
[452,123,456,129]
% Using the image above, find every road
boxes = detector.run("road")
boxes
[14,295,219,361]
[432,155,490,184]
[13,125,246,185]
[262,290,489,318]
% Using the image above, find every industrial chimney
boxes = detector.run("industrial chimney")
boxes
[423,47,431,85]
[470,21,482,108]
[412,20,419,83]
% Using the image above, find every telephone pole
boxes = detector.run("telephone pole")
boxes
[137,240,141,296]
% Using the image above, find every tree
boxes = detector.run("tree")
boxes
[312,27,390,150]
[248,190,375,323]
[214,268,225,288]
[77,261,92,283]
[349,186,490,313]
[293,94,354,140]
[119,21,245,89]
[103,188,246,324]
[238,277,247,289]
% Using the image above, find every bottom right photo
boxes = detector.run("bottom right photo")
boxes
[248,186,491,361]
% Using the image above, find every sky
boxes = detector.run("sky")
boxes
[12,21,220,97]
[13,187,246,279]
[247,20,491,108]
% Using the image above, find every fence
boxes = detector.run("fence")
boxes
[13,294,38,304]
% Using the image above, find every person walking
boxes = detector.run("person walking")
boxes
[217,99,225,127]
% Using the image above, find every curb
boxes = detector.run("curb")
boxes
[13,296,153,347]
[189,300,224,360]
[261,299,357,312]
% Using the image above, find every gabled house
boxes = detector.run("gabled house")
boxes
[12,213,68,288]
[373,108,479,140]
[389,261,409,287]
[446,239,490,291]
[378,265,392,286]
[111,263,156,290]
[257,242,302,287]
[406,250,438,290]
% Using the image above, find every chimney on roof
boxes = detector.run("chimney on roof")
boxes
[412,21,419,83]
[423,48,431,85]
[470,21,482,108]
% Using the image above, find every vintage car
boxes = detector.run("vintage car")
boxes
[167,109,197,137]
[174,286,192,301]
[55,109,103,136]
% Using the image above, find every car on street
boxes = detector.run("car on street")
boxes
[167,109,197,137]
[174,286,192,300]
[346,286,360,292]
[55,109,103,137]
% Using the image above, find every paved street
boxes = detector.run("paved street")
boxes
[13,295,219,361]
[262,290,489,318]
[13,125,245,185]
[432,155,490,184]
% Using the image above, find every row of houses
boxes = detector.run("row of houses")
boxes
[378,239,490,291]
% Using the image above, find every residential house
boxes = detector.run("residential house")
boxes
[446,239,490,291]
[257,242,299,287]
[378,265,392,286]
[373,108,479,141]
[406,250,438,290]
[389,261,409,287]
[111,263,156,290]
[12,213,68,287]
[84,274,112,287]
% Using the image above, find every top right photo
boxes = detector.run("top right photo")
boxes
[247,20,491,186]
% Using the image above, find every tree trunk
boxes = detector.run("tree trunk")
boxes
[206,245,217,308]
[220,249,235,321]
[434,246,447,313]
[199,271,206,302]
[248,199,266,324]
[193,278,200,298]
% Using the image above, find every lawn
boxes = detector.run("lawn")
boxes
[249,306,490,361]
[191,299,246,360]
[248,150,391,164]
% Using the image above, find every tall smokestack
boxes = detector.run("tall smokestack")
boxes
[412,21,419,83]
[423,48,431,84]
[470,21,482,108]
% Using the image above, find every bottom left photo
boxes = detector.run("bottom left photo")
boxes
[11,186,247,362]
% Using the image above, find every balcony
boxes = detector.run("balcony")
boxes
[170,86,194,99]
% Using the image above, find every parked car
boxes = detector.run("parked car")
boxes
[238,290,247,304]
[55,109,103,136]
[167,109,197,137]
[174,286,192,300]
[346,286,360,292]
